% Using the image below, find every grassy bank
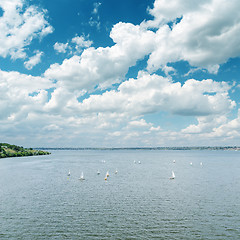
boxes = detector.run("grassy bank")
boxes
[0,143,51,158]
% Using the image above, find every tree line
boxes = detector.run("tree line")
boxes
[0,143,50,158]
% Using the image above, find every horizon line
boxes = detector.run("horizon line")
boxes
[34,146,240,150]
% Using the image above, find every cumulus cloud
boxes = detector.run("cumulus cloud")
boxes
[182,115,228,134]
[0,69,54,120]
[46,0,240,94]
[72,35,93,53]
[145,0,240,74]
[0,0,53,59]
[24,51,44,70]
[145,0,209,27]
[45,22,155,91]
[211,111,240,139]
[178,110,240,145]
[3,68,233,146]
[72,71,235,118]
[1,0,240,147]
[0,68,238,147]
[53,35,93,54]
[54,42,69,53]
[43,87,83,115]
[37,71,235,135]
[128,119,150,128]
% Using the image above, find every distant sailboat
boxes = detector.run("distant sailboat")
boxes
[104,173,108,181]
[190,162,193,166]
[170,171,175,180]
[106,171,109,177]
[173,160,176,163]
[200,162,203,166]
[97,170,100,175]
[79,172,85,180]
[67,170,71,176]
[115,169,118,174]
[138,161,141,164]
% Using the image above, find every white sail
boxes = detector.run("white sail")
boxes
[170,171,175,179]
[79,172,85,180]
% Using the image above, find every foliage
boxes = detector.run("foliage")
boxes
[0,143,50,158]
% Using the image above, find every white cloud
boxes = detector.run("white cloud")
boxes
[45,22,155,91]
[43,124,62,131]
[74,71,235,117]
[0,0,53,59]
[72,35,93,53]
[54,42,69,53]
[145,0,240,74]
[44,87,83,115]
[209,110,240,139]
[182,115,227,134]
[0,68,238,147]
[128,119,150,128]
[24,51,43,70]
[53,35,93,55]
[162,65,176,76]
[89,17,101,30]
[184,67,204,77]
[89,2,102,30]
[0,69,54,120]
[178,110,240,145]
[145,0,209,27]
[1,0,240,147]
[92,2,102,15]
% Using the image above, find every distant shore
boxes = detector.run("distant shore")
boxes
[35,146,240,151]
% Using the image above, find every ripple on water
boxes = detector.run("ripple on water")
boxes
[1,150,240,239]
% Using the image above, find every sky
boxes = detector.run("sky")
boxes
[1,0,240,148]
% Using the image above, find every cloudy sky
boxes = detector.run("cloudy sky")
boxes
[1,0,240,148]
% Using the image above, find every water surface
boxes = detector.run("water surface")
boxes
[1,150,240,239]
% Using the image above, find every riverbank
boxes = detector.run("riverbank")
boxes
[0,143,51,158]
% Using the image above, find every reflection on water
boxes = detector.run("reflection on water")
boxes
[0,150,240,239]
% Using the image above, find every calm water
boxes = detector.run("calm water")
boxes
[1,150,240,239]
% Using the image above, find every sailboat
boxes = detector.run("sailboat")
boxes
[104,173,108,181]
[67,170,71,176]
[79,172,85,180]
[170,171,175,180]
[115,169,118,174]
[106,171,109,177]
[97,170,100,175]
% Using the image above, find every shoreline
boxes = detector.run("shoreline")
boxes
[35,146,240,151]
[0,143,51,159]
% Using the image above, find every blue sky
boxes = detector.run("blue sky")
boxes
[1,0,240,147]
